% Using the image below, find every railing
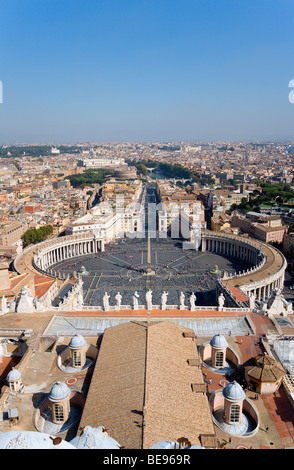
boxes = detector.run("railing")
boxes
[81,304,251,312]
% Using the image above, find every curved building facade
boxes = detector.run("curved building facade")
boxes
[13,229,287,305]
[201,230,286,303]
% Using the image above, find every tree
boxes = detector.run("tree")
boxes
[21,225,53,247]
[135,163,148,176]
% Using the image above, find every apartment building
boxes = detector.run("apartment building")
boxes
[231,212,288,243]
[0,221,28,246]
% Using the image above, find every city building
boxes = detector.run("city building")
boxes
[231,212,288,244]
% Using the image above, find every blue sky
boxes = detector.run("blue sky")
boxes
[0,0,294,143]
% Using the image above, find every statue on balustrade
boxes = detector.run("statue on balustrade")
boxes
[103,292,110,311]
[218,293,225,310]
[133,291,140,310]
[161,291,168,310]
[115,292,122,310]
[249,292,256,311]
[190,292,197,310]
[179,291,185,309]
[146,289,153,310]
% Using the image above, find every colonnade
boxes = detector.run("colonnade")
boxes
[201,235,260,265]
[14,227,287,307]
[241,274,285,302]
[201,231,287,303]
[33,232,105,273]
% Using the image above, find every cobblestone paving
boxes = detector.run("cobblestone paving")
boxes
[51,236,251,307]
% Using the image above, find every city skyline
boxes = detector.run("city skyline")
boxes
[1,1,294,451]
[0,0,294,143]
[0,133,294,449]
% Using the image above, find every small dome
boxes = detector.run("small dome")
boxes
[210,334,228,349]
[223,380,245,402]
[49,382,71,403]
[7,369,21,382]
[69,334,86,350]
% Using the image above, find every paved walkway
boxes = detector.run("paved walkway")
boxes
[262,388,294,448]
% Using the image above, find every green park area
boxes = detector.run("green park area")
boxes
[229,182,294,215]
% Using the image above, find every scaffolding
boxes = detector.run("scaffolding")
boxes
[283,374,294,395]
[273,337,294,375]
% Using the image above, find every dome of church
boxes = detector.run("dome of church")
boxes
[7,369,21,382]
[223,380,245,402]
[69,334,86,350]
[0,431,75,449]
[70,426,121,449]
[49,381,71,403]
[210,334,228,349]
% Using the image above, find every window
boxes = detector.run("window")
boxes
[215,351,224,367]
[73,351,82,367]
[54,404,64,422]
[230,404,240,423]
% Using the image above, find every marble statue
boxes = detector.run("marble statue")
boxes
[190,292,197,310]
[133,291,139,310]
[146,289,153,310]
[218,293,225,310]
[161,291,168,310]
[179,291,185,309]
[115,292,122,309]
[103,292,110,311]
[249,292,256,310]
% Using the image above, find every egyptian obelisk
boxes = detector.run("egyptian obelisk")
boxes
[145,236,155,275]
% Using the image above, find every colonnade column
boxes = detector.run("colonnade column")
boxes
[38,236,112,273]
[202,238,206,252]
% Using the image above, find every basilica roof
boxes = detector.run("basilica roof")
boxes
[78,321,216,449]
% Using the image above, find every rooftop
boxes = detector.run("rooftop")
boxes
[78,321,216,449]
[1,305,294,449]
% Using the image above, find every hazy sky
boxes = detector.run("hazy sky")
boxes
[0,0,294,143]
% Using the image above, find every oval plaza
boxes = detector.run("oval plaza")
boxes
[1,183,293,450]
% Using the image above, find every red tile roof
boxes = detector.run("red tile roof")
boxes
[78,321,216,449]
